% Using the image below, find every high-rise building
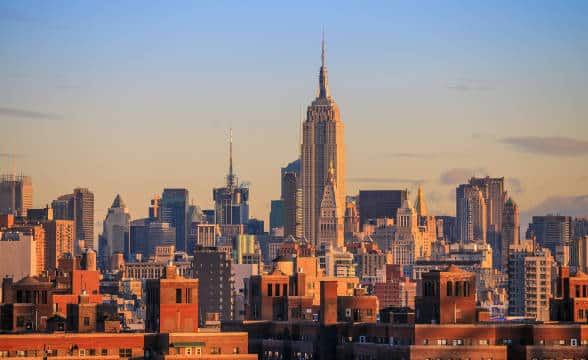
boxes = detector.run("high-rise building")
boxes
[301,36,346,246]
[213,130,250,226]
[0,231,38,280]
[51,194,75,221]
[527,215,572,259]
[73,188,94,251]
[500,197,520,271]
[456,184,487,244]
[161,188,189,252]
[573,217,588,240]
[192,246,234,323]
[344,198,360,241]
[358,190,407,229]
[508,241,554,321]
[318,164,344,250]
[146,221,176,257]
[0,175,32,217]
[436,215,457,243]
[269,200,283,231]
[414,185,428,218]
[44,219,75,270]
[282,170,302,239]
[101,194,131,260]
[468,176,505,232]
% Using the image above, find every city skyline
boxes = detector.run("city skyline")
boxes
[1,1,588,229]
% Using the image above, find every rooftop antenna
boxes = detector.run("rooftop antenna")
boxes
[226,128,236,189]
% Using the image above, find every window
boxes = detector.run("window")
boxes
[195,348,202,355]
[233,347,240,354]
[101,349,108,356]
[186,288,192,304]
[185,348,192,355]
[79,350,86,357]
[83,317,90,326]
[446,282,453,296]
[88,349,96,356]
[479,339,489,345]
[16,316,25,327]
[176,289,182,304]
[283,284,288,297]
[119,349,132,358]
[267,284,272,296]
[0,351,9,357]
[275,284,280,297]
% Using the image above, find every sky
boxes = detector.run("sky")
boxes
[1,0,587,232]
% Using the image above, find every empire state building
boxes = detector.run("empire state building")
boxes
[301,36,346,247]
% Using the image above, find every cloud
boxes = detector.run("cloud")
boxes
[0,106,61,120]
[439,168,487,186]
[522,194,588,221]
[506,178,524,195]
[446,78,494,92]
[385,152,461,159]
[500,136,588,157]
[348,177,425,185]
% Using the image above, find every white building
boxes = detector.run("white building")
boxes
[0,231,37,281]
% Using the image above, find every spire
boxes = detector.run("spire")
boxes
[318,31,330,99]
[226,128,236,189]
[111,194,125,209]
[414,184,428,217]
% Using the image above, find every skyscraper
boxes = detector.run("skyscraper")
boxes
[101,194,131,260]
[501,197,520,271]
[161,188,189,252]
[213,130,250,226]
[74,188,94,251]
[0,175,32,217]
[282,162,302,239]
[301,35,346,246]
[317,163,344,249]
[269,200,284,231]
[468,177,506,232]
[44,219,75,270]
[456,184,487,244]
[358,190,408,228]
[527,215,572,259]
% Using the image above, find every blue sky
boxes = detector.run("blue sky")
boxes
[1,1,587,228]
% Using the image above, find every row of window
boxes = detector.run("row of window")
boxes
[0,348,132,358]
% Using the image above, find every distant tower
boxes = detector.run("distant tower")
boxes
[501,197,520,271]
[318,163,344,249]
[101,194,131,260]
[456,184,487,244]
[301,34,346,246]
[414,184,428,217]
[213,130,250,226]
[0,174,32,217]
[74,188,95,251]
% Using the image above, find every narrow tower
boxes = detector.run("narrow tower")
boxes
[301,35,346,246]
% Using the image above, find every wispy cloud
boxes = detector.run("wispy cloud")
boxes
[439,168,487,186]
[500,136,588,157]
[446,78,494,92]
[0,106,61,120]
[348,177,425,185]
[522,194,588,220]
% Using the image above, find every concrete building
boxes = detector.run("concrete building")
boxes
[508,240,554,321]
[501,197,520,271]
[301,36,346,247]
[528,215,572,261]
[146,221,176,257]
[469,176,506,240]
[456,184,487,244]
[192,246,234,323]
[0,175,32,217]
[73,188,95,251]
[374,264,417,309]
[100,194,131,260]
[0,231,37,281]
[44,219,75,271]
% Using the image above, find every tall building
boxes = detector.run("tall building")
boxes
[51,194,75,221]
[573,217,588,240]
[73,188,94,251]
[508,240,554,321]
[44,220,75,270]
[100,194,131,260]
[527,215,572,259]
[282,170,302,239]
[414,185,428,218]
[213,130,250,226]
[318,163,344,250]
[0,175,32,217]
[0,231,37,280]
[436,215,457,243]
[192,247,234,323]
[358,190,407,229]
[456,184,487,244]
[269,199,283,231]
[468,176,505,233]
[344,198,360,241]
[301,36,346,246]
[500,197,520,271]
[161,188,189,252]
